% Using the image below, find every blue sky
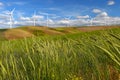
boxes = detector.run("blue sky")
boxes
[0,0,120,28]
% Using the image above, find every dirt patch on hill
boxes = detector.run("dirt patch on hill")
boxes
[4,29,34,40]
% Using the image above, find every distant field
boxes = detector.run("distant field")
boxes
[0,27,120,80]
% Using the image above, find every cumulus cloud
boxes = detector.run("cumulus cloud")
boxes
[48,19,54,24]
[20,17,31,21]
[0,2,4,6]
[108,0,115,5]
[96,12,108,18]
[92,9,102,13]
[76,15,89,19]
[54,11,120,27]
[0,14,9,19]
[15,15,44,27]
[7,2,27,6]
[12,2,26,5]
[32,15,44,19]
[19,15,44,22]
[59,20,69,24]
[0,2,4,9]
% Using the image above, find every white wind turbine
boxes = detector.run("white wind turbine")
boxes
[64,16,71,27]
[33,11,37,26]
[39,12,49,27]
[115,19,118,25]
[104,16,108,26]
[8,8,15,29]
[46,14,49,27]
[108,17,111,26]
[39,12,58,27]
[89,16,93,26]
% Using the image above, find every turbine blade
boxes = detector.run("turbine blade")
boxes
[11,8,15,14]
[33,11,36,18]
[68,16,72,19]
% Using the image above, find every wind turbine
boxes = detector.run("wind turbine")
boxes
[104,16,108,26]
[64,16,71,27]
[33,11,36,26]
[8,8,15,29]
[89,16,93,26]
[39,12,57,27]
[39,12,49,27]
[46,14,49,27]
[91,18,93,26]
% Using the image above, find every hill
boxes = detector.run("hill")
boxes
[0,26,119,40]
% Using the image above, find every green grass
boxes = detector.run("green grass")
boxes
[32,30,45,36]
[0,29,7,41]
[0,28,120,80]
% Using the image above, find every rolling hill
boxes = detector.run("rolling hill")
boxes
[0,26,120,40]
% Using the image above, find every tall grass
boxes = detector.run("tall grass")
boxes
[0,28,120,80]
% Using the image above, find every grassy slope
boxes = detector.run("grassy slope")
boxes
[0,26,119,40]
[0,28,120,80]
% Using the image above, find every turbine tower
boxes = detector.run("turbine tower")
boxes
[46,14,49,27]
[39,12,50,27]
[90,18,93,26]
[64,16,71,27]
[8,8,15,29]
[104,16,108,26]
[89,16,93,26]
[33,11,36,26]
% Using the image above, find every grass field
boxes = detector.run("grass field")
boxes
[0,26,120,80]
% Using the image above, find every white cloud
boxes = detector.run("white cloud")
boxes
[96,12,108,18]
[14,15,45,27]
[90,11,120,26]
[12,2,26,5]
[54,11,120,27]
[0,2,4,6]
[42,8,61,11]
[92,9,102,13]
[7,2,27,6]
[48,19,54,24]
[55,19,90,27]
[76,15,89,19]
[108,0,115,5]
[32,15,44,19]
[59,20,69,24]
[20,17,31,21]
[0,2,4,9]
[39,12,56,17]
[16,11,25,17]
[0,14,9,19]
[49,8,60,11]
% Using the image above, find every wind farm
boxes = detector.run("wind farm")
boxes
[0,0,120,80]
[0,7,120,29]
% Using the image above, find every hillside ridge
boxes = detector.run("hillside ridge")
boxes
[0,26,119,40]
